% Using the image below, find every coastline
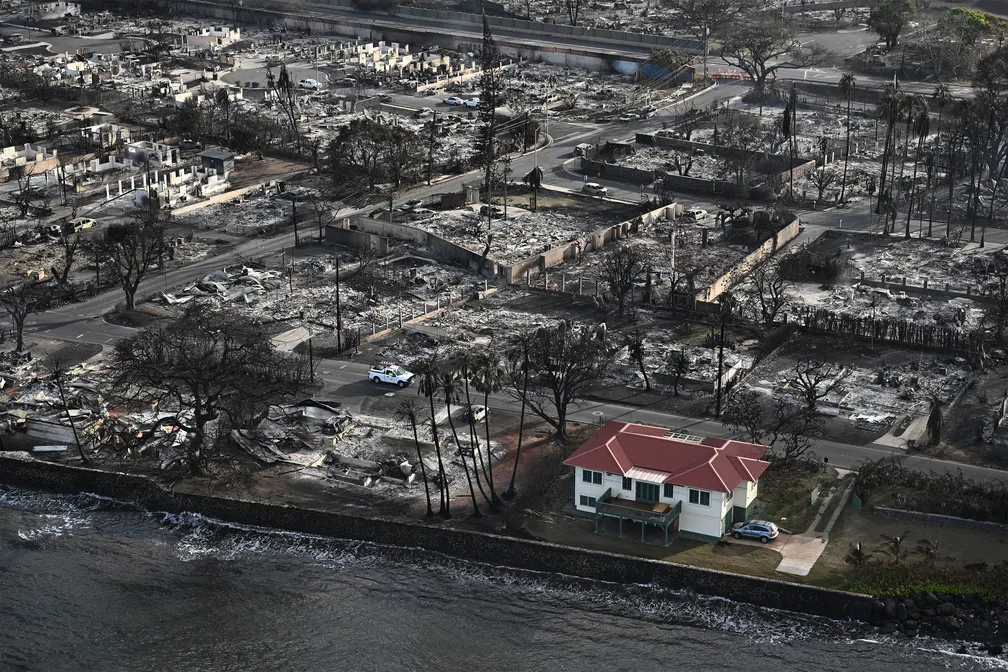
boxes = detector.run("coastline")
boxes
[0,452,874,623]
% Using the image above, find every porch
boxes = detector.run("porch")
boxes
[594,488,682,547]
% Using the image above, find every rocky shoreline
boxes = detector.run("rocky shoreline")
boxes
[874,592,1007,654]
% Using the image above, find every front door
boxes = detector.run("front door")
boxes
[635,482,659,504]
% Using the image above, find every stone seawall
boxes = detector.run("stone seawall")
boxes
[0,455,873,622]
[874,506,1008,536]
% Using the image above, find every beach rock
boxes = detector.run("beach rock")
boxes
[924,592,940,606]
[985,642,1004,656]
[879,622,896,635]
[885,598,897,617]
[896,603,909,622]
[923,608,936,618]
[946,617,962,632]
[903,598,916,611]
[937,602,956,616]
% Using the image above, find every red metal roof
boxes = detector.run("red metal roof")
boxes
[563,421,771,493]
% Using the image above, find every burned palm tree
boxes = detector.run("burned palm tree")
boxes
[471,349,504,508]
[504,333,531,500]
[898,94,929,238]
[876,84,902,234]
[458,352,492,508]
[414,354,449,518]
[838,72,857,204]
[905,108,930,238]
[395,399,433,517]
[929,83,953,233]
[441,370,481,519]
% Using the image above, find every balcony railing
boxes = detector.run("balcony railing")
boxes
[595,488,682,527]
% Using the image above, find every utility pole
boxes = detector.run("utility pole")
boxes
[427,110,436,186]
[715,295,732,417]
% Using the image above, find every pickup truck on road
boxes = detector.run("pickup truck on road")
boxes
[368,363,415,388]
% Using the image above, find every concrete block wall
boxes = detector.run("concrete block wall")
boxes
[696,218,801,303]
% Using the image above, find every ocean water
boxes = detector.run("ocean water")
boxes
[0,486,1003,672]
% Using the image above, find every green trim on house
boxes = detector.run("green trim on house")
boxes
[732,504,751,525]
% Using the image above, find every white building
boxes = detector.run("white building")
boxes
[564,422,770,544]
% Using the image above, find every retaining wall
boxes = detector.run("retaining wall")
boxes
[874,505,1008,536]
[0,454,873,622]
[350,216,497,273]
[696,217,801,303]
[324,224,389,256]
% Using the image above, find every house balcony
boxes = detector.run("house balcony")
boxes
[593,488,681,547]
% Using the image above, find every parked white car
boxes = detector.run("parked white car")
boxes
[369,362,415,388]
[297,78,320,90]
[583,182,609,196]
[444,96,464,105]
[463,97,480,108]
[683,208,709,223]
[66,217,96,233]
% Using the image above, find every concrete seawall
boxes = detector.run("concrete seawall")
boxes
[0,454,873,622]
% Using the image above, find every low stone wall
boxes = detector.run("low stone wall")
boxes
[874,506,1008,536]
[696,218,801,303]
[325,225,389,256]
[0,454,873,622]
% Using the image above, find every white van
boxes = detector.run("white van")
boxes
[683,208,709,223]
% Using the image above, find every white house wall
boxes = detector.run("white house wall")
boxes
[572,467,729,539]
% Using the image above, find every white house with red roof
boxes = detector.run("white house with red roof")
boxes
[563,421,771,543]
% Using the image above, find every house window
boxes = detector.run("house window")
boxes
[622,476,633,491]
[663,483,674,499]
[582,470,602,485]
[689,489,711,506]
[582,470,592,483]
[579,495,597,508]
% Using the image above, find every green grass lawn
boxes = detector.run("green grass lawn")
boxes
[758,462,839,534]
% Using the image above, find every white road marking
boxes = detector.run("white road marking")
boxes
[76,333,84,339]
[340,364,347,369]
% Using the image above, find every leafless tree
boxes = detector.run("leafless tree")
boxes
[722,390,824,462]
[109,306,313,475]
[668,349,689,396]
[564,0,582,26]
[746,262,796,331]
[101,207,165,310]
[806,165,839,203]
[628,329,651,392]
[506,321,610,443]
[601,245,647,314]
[9,164,38,217]
[51,232,80,290]
[789,357,850,411]
[49,354,88,464]
[0,280,48,352]
[718,111,763,185]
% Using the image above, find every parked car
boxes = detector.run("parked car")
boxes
[731,520,780,543]
[444,96,464,105]
[66,217,96,233]
[574,142,593,157]
[463,97,480,108]
[583,182,609,196]
[414,107,434,118]
[368,362,415,388]
[404,198,424,208]
[683,208,709,223]
[297,78,320,90]
[618,113,641,122]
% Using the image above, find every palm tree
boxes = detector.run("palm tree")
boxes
[458,353,492,507]
[415,355,450,518]
[917,538,940,566]
[844,540,872,568]
[880,531,910,565]
[471,349,504,508]
[929,83,952,232]
[504,334,531,500]
[876,85,902,234]
[838,73,856,204]
[905,108,930,238]
[215,86,231,144]
[896,94,928,237]
[395,399,433,517]
[442,370,481,519]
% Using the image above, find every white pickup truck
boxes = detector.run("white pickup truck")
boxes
[368,363,415,388]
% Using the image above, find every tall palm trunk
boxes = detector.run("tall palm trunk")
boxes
[504,351,529,500]
[840,93,851,203]
[877,106,898,234]
[899,113,914,238]
[929,106,944,233]
[906,137,922,238]
[482,389,501,507]
[409,415,433,517]
[462,375,492,507]
[445,395,481,519]
[427,394,449,517]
